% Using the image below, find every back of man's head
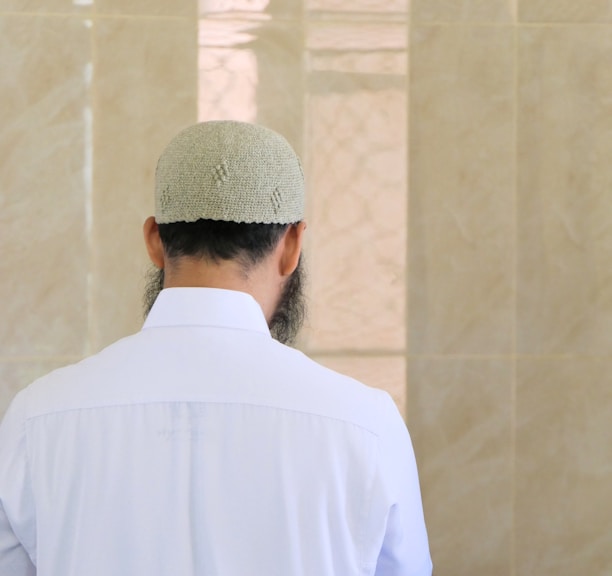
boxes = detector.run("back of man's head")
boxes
[155,121,304,269]
[143,121,307,345]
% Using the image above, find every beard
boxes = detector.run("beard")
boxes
[142,255,307,346]
[143,265,165,319]
[268,255,306,346]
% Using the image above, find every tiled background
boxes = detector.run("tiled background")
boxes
[1,1,612,574]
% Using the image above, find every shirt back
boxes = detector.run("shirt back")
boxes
[0,288,432,576]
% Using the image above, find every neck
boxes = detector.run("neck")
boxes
[162,257,279,322]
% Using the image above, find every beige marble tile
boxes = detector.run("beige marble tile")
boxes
[408,357,513,576]
[0,1,91,12]
[302,22,407,352]
[409,25,514,355]
[306,0,407,15]
[198,19,304,152]
[0,360,76,419]
[96,0,194,17]
[0,15,91,357]
[307,21,407,51]
[517,27,612,355]
[92,18,197,351]
[313,355,406,417]
[199,0,302,18]
[413,0,513,22]
[516,358,612,576]
[519,0,612,22]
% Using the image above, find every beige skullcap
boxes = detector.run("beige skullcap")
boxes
[155,121,304,225]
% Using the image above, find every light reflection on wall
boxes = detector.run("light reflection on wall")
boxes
[305,20,407,352]
[198,19,260,122]
[199,0,271,16]
[198,0,275,122]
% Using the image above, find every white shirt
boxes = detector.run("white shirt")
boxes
[0,288,432,576]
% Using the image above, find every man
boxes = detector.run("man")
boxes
[0,121,432,575]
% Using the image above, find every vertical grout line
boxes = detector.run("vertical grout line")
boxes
[300,0,310,354]
[510,17,519,576]
[404,0,411,422]
[194,5,199,122]
[301,0,307,204]
[84,14,95,357]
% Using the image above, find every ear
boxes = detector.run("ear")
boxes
[278,221,307,277]
[143,216,165,269]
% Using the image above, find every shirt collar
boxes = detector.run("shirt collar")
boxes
[142,287,271,337]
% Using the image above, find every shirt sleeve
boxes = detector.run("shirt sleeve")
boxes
[0,390,37,576]
[372,393,432,576]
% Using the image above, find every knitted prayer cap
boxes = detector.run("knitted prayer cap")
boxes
[155,121,304,224]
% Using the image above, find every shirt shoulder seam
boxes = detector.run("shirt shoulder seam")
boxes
[24,399,382,437]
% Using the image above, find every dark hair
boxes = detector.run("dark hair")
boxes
[157,219,289,268]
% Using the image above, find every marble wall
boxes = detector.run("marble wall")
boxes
[1,1,611,574]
